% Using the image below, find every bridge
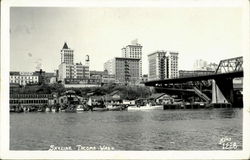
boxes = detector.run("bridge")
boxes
[145,56,243,107]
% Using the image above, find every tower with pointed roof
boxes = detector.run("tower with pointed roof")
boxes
[60,42,74,64]
[58,42,90,83]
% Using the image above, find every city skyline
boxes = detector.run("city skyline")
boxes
[10,7,243,74]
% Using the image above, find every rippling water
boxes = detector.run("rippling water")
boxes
[10,108,242,150]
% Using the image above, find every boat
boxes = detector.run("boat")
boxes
[65,104,76,112]
[76,105,85,112]
[51,108,57,112]
[92,107,108,111]
[23,106,29,112]
[51,105,60,112]
[45,107,51,112]
[107,104,127,111]
[128,104,163,111]
[10,108,16,112]
[37,106,45,112]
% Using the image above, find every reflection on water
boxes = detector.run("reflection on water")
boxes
[10,108,242,150]
[217,108,237,119]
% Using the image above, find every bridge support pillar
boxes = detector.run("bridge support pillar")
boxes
[213,78,234,104]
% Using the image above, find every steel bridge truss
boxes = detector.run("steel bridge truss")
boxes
[216,56,243,74]
[154,79,212,90]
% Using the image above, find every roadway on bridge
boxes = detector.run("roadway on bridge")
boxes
[145,71,243,86]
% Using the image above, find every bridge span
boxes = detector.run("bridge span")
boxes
[144,56,243,107]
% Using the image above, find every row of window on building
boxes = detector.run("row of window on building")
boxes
[10,99,49,104]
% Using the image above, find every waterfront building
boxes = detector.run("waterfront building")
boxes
[10,71,39,86]
[9,94,55,109]
[148,50,179,81]
[121,39,143,78]
[148,93,174,105]
[58,91,84,105]
[104,57,140,84]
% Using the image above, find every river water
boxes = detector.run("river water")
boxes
[10,108,242,150]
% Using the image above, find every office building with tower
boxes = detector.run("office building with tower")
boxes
[121,39,143,78]
[58,42,90,83]
[148,50,179,81]
[104,57,140,84]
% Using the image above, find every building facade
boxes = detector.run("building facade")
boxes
[193,59,208,70]
[168,52,179,79]
[58,43,90,83]
[148,50,179,81]
[9,94,55,109]
[121,39,143,78]
[9,72,39,85]
[61,42,74,64]
[104,59,115,75]
[104,57,140,84]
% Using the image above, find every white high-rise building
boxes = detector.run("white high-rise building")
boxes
[60,42,74,64]
[121,39,143,78]
[148,50,179,81]
[58,43,90,83]
[193,59,208,70]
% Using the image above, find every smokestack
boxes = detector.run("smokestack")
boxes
[85,55,90,66]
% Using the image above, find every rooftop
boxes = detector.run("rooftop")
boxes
[115,57,140,61]
[62,42,69,49]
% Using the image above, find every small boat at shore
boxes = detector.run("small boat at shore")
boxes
[45,107,51,112]
[128,105,163,111]
[76,105,85,112]
[106,104,127,111]
[92,107,108,111]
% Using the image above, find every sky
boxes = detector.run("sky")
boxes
[10,7,243,74]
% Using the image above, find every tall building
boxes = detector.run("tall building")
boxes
[61,42,74,64]
[193,59,207,70]
[104,57,140,84]
[58,43,90,83]
[148,50,179,81]
[168,52,179,78]
[121,39,143,78]
[104,59,115,75]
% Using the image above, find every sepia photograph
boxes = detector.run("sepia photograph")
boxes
[1,0,250,159]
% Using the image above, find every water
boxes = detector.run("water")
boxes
[10,108,242,150]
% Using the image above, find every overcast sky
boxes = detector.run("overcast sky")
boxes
[10,7,243,73]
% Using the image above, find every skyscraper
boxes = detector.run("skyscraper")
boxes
[193,59,208,70]
[121,39,143,78]
[60,42,74,64]
[104,57,140,84]
[58,43,90,83]
[148,50,179,81]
